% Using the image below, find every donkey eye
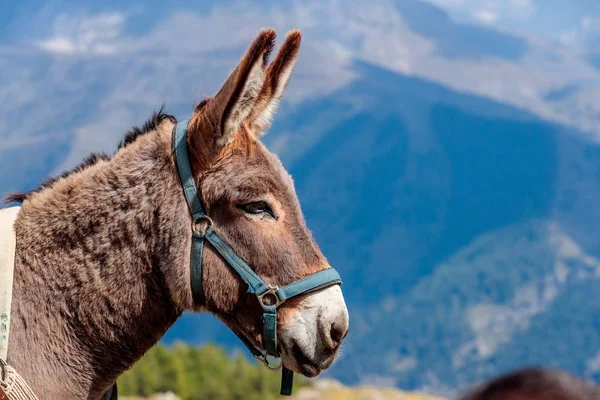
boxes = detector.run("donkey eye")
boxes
[238,201,275,218]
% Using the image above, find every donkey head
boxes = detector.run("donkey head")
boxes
[184,29,349,377]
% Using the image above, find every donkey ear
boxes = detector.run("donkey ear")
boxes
[246,30,301,134]
[191,28,276,148]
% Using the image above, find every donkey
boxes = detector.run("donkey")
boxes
[3,28,349,399]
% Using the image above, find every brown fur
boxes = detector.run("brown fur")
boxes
[6,29,335,398]
[460,368,600,400]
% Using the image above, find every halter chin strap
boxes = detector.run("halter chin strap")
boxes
[172,120,342,396]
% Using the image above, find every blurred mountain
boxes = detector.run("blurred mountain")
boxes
[2,0,600,396]
[341,219,600,393]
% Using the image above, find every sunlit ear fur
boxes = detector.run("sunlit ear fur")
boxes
[188,28,276,167]
[247,30,301,135]
[220,36,274,146]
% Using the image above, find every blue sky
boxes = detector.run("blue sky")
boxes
[1,0,600,186]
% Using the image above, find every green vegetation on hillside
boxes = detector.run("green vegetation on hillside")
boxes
[118,342,307,400]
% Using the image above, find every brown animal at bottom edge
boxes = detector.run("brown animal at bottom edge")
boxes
[460,368,600,400]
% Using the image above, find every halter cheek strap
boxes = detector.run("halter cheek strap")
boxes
[172,120,342,396]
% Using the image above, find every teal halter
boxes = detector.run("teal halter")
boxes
[172,120,343,396]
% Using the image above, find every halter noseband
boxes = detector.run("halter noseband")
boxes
[172,120,342,396]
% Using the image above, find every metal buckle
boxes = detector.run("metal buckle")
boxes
[253,352,282,371]
[257,286,283,308]
[192,215,213,237]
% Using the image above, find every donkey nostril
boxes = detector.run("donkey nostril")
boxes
[329,321,347,349]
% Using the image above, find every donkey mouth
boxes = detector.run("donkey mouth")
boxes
[287,342,336,378]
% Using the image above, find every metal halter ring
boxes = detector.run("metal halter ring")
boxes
[254,352,283,371]
[257,286,283,308]
[192,215,213,237]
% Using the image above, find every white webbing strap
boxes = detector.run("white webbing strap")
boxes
[1,359,38,400]
[0,207,20,361]
[0,207,34,400]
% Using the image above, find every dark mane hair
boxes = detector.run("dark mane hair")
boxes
[119,106,176,149]
[4,108,176,204]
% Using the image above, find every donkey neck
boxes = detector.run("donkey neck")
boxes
[8,121,195,398]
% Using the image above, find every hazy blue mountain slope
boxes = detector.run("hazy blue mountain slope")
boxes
[421,104,558,273]
[391,0,529,61]
[487,277,600,381]
[288,63,560,300]
[553,133,600,256]
[339,220,600,393]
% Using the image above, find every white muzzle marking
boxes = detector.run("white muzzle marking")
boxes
[279,285,349,376]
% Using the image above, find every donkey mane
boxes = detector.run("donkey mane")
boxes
[4,108,176,204]
[119,107,176,150]
[4,152,111,203]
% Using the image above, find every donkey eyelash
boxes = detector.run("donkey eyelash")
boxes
[238,201,276,219]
